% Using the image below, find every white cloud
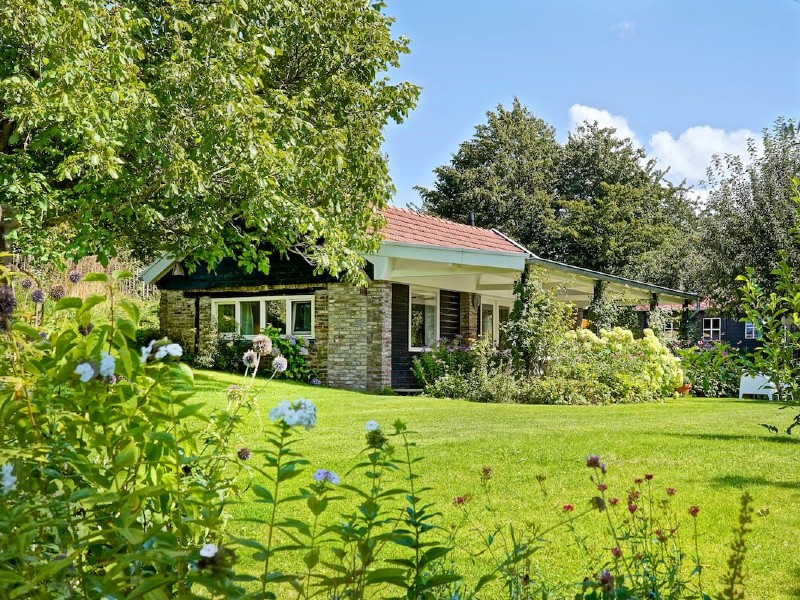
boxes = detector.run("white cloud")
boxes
[613,20,636,37]
[568,104,641,147]
[649,126,759,181]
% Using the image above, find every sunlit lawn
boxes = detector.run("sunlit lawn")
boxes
[193,369,800,599]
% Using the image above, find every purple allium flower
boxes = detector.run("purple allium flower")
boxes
[20,278,33,290]
[272,355,288,373]
[67,270,82,284]
[242,350,259,369]
[31,288,45,303]
[252,334,272,356]
[39,331,47,340]
[585,454,601,469]
[597,569,614,592]
[78,323,94,336]
[48,284,66,301]
[312,469,340,484]
[310,378,321,386]
[237,447,252,461]
[0,285,16,318]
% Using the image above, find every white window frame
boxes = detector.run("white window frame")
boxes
[663,320,675,337]
[409,286,439,352]
[211,295,315,340]
[744,321,762,340]
[480,296,513,345]
[702,317,722,341]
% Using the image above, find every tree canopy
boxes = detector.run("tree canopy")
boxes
[417,101,697,288]
[0,0,418,278]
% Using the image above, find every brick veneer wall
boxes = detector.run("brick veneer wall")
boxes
[460,292,479,341]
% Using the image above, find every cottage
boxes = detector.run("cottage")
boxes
[141,207,697,391]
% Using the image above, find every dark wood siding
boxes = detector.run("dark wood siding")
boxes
[391,283,418,389]
[439,290,461,342]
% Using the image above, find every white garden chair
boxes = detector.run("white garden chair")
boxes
[738,373,779,401]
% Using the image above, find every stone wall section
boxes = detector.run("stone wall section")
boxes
[460,292,479,341]
[366,282,392,390]
[160,290,197,351]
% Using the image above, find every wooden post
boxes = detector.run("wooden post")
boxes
[680,299,690,341]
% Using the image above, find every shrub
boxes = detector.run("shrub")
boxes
[518,377,614,405]
[412,337,475,389]
[677,340,743,398]
[207,329,313,381]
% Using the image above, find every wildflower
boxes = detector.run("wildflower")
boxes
[480,466,493,482]
[31,288,45,303]
[242,350,259,369]
[634,478,643,485]
[608,497,619,506]
[299,346,309,356]
[611,547,622,558]
[585,454,601,469]
[591,496,606,512]
[597,569,614,592]
[39,332,47,340]
[20,278,33,290]
[688,505,700,518]
[227,385,242,400]
[252,334,272,355]
[628,503,638,514]
[666,487,676,496]
[365,420,379,432]
[268,398,316,430]
[74,362,95,383]
[312,469,340,485]
[1,463,16,494]
[655,528,668,543]
[453,495,469,507]
[310,378,322,386]
[272,355,288,373]
[99,352,115,378]
[563,503,574,512]
[0,285,16,318]
[644,473,653,481]
[199,544,218,558]
[154,343,183,360]
[48,284,66,301]
[237,447,251,461]
[78,323,94,336]
[68,270,82,284]
[597,483,608,492]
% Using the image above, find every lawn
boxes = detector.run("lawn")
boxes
[193,369,800,599]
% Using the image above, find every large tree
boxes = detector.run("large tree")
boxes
[697,118,800,307]
[415,99,561,256]
[418,102,697,287]
[0,0,418,278]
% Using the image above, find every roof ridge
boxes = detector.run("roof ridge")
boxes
[383,204,491,232]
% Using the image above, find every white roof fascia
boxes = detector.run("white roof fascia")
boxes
[139,254,177,285]
[370,241,528,272]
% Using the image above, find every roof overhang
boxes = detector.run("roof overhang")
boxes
[526,256,698,308]
[140,254,181,286]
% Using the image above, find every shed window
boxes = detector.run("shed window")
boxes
[212,295,315,339]
[410,288,438,350]
[702,318,721,341]
[744,321,762,340]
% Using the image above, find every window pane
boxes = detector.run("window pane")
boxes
[240,301,261,336]
[481,305,494,339]
[217,304,236,334]
[265,300,287,334]
[411,290,436,348]
[291,300,312,335]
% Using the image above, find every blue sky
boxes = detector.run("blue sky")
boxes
[382,1,800,206]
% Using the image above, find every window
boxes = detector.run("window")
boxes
[702,317,721,341]
[744,321,762,340]
[663,320,675,337]
[410,288,438,350]
[212,295,315,339]
[480,297,512,346]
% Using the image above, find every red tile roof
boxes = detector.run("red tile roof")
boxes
[380,206,529,254]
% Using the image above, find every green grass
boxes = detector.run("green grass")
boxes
[193,369,800,599]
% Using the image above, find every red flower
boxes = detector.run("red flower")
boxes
[634,478,643,485]
[666,487,676,496]
[688,505,700,518]
[608,497,619,506]
[644,474,653,481]
[563,503,575,512]
[611,546,622,558]
[628,503,638,514]
[597,483,608,492]
[453,496,469,507]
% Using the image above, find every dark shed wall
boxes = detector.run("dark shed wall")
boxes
[391,283,417,389]
[439,290,461,341]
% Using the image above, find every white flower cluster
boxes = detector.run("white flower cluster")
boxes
[199,543,218,558]
[74,352,116,383]
[269,398,316,430]
[1,463,16,495]
[365,420,379,432]
[140,340,183,364]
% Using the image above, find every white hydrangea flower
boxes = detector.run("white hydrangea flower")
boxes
[199,543,218,558]
[365,420,379,432]
[74,362,95,383]
[140,339,156,364]
[1,463,16,495]
[99,351,116,378]
[269,398,316,430]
